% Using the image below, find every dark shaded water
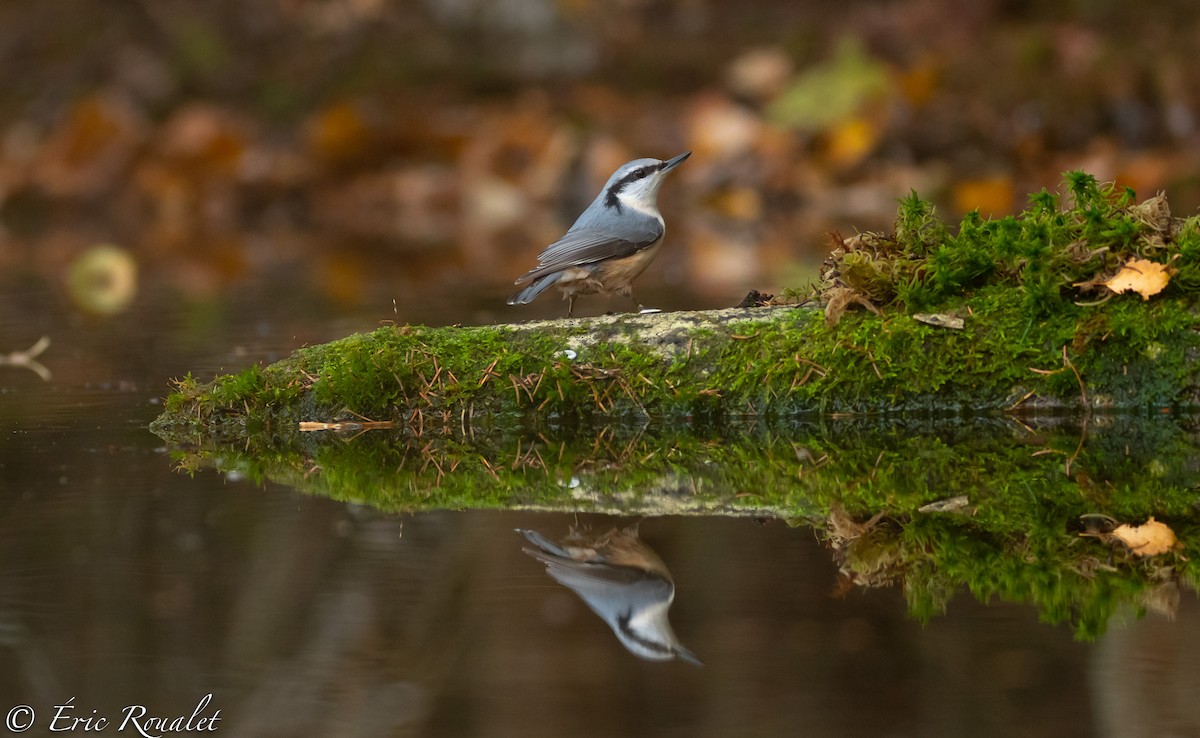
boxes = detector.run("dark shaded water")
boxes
[3,281,1200,738]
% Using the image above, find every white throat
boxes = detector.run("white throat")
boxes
[616,190,665,223]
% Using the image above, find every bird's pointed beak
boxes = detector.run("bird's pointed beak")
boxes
[661,151,691,172]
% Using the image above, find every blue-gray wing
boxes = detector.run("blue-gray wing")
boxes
[533,554,674,634]
[514,222,663,285]
[526,550,674,603]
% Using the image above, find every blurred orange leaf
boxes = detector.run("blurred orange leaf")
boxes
[824,116,881,168]
[158,105,247,177]
[952,176,1015,216]
[35,95,146,197]
[308,101,372,167]
[897,57,940,107]
[704,186,762,220]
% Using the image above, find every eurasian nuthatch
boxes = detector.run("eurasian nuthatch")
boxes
[508,152,691,316]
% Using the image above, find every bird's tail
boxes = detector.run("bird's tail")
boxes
[507,272,560,306]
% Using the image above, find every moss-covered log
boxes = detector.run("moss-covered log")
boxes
[152,172,1200,441]
[151,287,1200,443]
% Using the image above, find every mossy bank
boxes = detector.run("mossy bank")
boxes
[152,175,1200,441]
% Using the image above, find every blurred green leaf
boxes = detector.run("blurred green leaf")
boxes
[767,37,890,131]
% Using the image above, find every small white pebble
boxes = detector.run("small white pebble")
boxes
[558,349,578,360]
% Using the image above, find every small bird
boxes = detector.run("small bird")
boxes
[516,525,702,666]
[508,151,691,317]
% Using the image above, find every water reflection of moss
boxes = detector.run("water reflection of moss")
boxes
[170,416,1200,639]
[877,515,1184,641]
[809,418,1200,638]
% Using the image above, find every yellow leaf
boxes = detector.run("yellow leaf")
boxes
[1111,517,1176,556]
[824,116,881,168]
[1104,258,1171,300]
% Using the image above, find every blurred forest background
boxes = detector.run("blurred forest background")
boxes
[3,0,1200,328]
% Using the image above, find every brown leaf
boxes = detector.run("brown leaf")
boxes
[306,100,373,168]
[896,57,940,106]
[35,95,147,197]
[1102,258,1171,300]
[1111,517,1177,556]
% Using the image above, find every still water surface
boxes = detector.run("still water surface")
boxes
[2,282,1198,737]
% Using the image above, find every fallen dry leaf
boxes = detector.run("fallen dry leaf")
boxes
[917,495,972,513]
[1103,258,1172,300]
[912,312,964,329]
[1111,517,1177,556]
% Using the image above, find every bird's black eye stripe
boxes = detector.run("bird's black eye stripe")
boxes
[605,165,659,208]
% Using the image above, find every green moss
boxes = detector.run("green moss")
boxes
[152,172,1200,437]
[168,412,1200,639]
[151,291,1200,443]
[831,171,1200,316]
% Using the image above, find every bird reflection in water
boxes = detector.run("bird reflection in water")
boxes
[517,525,702,666]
